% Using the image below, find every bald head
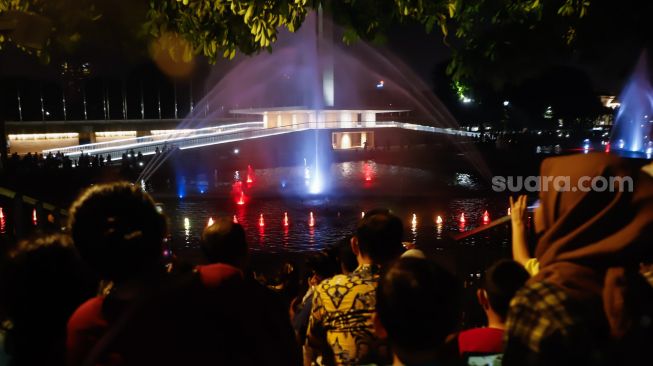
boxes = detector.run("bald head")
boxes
[201,217,248,270]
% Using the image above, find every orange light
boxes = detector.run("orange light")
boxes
[411,213,417,227]
[232,180,247,205]
[0,207,3,219]
[507,207,511,216]
[309,212,315,227]
[361,211,365,219]
[207,217,214,227]
[259,214,265,227]
[459,213,466,224]
[483,210,490,224]
[246,165,254,184]
[233,215,238,224]
[283,212,289,227]
[363,162,373,182]
[436,215,443,224]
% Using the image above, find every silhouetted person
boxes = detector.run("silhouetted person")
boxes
[66,183,167,365]
[333,235,358,274]
[291,252,338,347]
[375,257,460,366]
[1,234,96,366]
[199,217,302,366]
[200,217,248,273]
[66,183,242,366]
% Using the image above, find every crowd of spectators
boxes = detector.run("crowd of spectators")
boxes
[3,149,152,173]
[1,151,653,366]
[5,152,77,172]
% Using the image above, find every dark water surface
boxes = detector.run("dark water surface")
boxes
[0,161,512,279]
[160,161,512,278]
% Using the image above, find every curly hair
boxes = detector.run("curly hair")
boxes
[68,182,167,281]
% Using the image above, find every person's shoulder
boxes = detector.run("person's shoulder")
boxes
[459,327,504,339]
[321,273,348,285]
[458,327,505,356]
[506,280,576,354]
[68,296,107,331]
[512,280,568,311]
[196,263,244,288]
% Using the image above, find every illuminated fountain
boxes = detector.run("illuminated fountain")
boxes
[246,165,255,185]
[611,53,653,156]
[482,210,490,225]
[309,212,315,227]
[164,9,489,197]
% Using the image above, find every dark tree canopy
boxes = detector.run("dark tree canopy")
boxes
[1,1,589,81]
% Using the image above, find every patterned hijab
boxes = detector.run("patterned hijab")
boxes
[532,152,653,338]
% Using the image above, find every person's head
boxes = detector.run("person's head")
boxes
[305,251,338,286]
[68,182,167,282]
[534,153,653,267]
[333,235,358,274]
[353,209,404,265]
[1,234,95,363]
[201,217,248,270]
[375,257,460,364]
[477,260,529,323]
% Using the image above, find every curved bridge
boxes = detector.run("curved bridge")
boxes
[42,120,479,161]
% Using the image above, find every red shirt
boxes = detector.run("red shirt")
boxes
[66,296,120,366]
[66,264,243,366]
[458,327,505,355]
[195,263,243,288]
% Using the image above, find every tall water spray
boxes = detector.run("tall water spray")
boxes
[166,8,492,196]
[612,53,653,155]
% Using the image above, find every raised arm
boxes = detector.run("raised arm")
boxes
[510,195,531,267]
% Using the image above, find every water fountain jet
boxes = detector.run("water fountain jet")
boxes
[611,52,653,156]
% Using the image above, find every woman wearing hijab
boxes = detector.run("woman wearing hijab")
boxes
[503,152,653,366]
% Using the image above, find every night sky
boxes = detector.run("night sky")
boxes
[2,1,653,117]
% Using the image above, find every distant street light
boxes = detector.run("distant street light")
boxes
[503,100,510,106]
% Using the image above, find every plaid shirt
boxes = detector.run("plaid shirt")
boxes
[504,280,614,365]
[505,281,575,354]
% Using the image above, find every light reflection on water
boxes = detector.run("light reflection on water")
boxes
[159,162,507,278]
[161,193,512,288]
[162,195,510,264]
[178,161,481,198]
[0,162,506,278]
